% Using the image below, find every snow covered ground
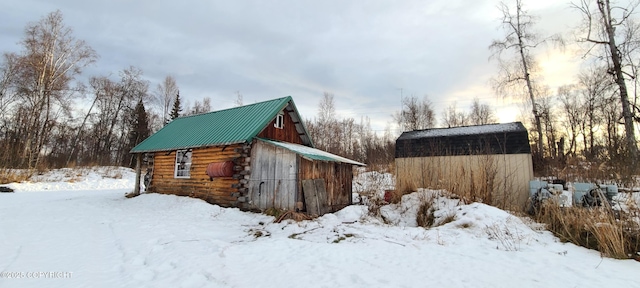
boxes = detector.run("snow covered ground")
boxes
[0,168,638,288]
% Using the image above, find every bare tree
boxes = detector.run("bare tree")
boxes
[572,0,640,163]
[154,75,179,125]
[186,97,212,115]
[604,95,625,159]
[11,10,97,168]
[318,92,336,124]
[393,95,436,131]
[558,85,582,157]
[85,67,148,165]
[314,92,338,152]
[490,0,553,159]
[538,89,559,159]
[578,66,611,158]
[441,102,468,128]
[469,98,497,125]
[0,53,19,116]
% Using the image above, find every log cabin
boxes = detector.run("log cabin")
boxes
[130,96,364,215]
[395,122,533,210]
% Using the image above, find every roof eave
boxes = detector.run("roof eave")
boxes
[130,140,249,154]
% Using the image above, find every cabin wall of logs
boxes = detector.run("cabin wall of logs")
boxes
[147,143,252,208]
[145,139,354,215]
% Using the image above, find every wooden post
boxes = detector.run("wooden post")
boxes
[133,153,142,195]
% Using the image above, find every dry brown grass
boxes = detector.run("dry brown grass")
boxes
[415,191,459,228]
[0,168,31,184]
[366,197,388,222]
[273,210,314,223]
[396,154,521,210]
[552,157,639,188]
[534,201,639,259]
[437,212,457,226]
[484,222,526,251]
[416,199,435,228]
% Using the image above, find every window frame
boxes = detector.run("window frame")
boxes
[174,149,192,179]
[274,111,284,129]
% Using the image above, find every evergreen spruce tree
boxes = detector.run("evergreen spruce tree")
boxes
[169,92,182,121]
[127,99,150,167]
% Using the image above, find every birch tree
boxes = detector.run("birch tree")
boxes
[154,75,179,125]
[490,0,550,158]
[0,53,19,117]
[572,0,640,163]
[13,10,97,168]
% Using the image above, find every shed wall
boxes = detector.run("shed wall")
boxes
[248,141,298,211]
[299,159,353,212]
[395,154,533,210]
[149,144,243,206]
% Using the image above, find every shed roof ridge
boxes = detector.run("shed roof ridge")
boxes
[409,122,523,133]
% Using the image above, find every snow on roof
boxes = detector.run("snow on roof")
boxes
[260,138,365,166]
[399,122,526,140]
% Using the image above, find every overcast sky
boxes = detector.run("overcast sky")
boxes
[1,0,583,134]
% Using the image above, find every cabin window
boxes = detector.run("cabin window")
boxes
[274,112,284,129]
[174,149,192,178]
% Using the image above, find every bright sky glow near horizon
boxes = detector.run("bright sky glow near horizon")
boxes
[0,0,587,135]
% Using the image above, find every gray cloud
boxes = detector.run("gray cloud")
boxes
[0,0,578,133]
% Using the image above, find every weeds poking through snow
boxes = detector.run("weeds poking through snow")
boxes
[416,196,436,228]
[485,221,525,251]
[438,212,456,226]
[415,190,460,228]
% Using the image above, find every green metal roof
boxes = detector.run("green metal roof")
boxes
[131,96,312,153]
[259,138,365,166]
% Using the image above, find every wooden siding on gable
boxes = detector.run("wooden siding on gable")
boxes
[257,108,304,145]
[149,144,243,207]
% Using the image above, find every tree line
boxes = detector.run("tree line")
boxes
[305,93,396,168]
[0,11,214,169]
[491,0,640,173]
[3,2,640,174]
[0,11,400,171]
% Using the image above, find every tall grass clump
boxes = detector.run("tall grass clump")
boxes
[0,168,31,184]
[395,152,521,210]
[534,200,639,259]
[415,191,460,228]
[416,195,436,228]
